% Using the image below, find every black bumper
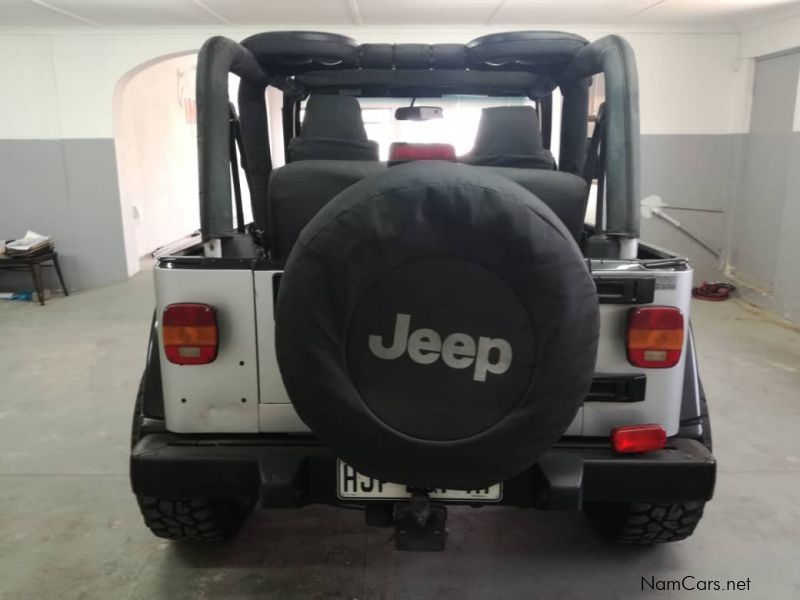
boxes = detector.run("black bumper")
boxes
[130,434,715,510]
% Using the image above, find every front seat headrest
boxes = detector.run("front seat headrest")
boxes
[287,95,380,162]
[461,106,555,170]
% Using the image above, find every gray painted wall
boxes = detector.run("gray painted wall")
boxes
[638,134,739,284]
[728,51,800,324]
[773,134,800,323]
[0,138,128,292]
[0,134,739,294]
[0,127,791,325]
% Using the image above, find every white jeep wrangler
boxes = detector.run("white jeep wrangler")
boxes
[130,31,715,551]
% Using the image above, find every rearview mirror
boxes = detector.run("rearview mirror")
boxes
[395,106,443,121]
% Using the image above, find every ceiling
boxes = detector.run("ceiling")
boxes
[0,0,798,31]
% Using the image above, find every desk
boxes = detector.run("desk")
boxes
[0,251,69,306]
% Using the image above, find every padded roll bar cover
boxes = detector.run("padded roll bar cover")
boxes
[558,78,590,176]
[237,80,271,232]
[560,35,640,239]
[241,31,358,71]
[360,44,394,68]
[358,44,467,70]
[196,36,267,240]
[432,44,467,69]
[394,44,431,69]
[467,31,588,71]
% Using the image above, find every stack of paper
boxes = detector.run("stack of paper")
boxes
[5,231,53,257]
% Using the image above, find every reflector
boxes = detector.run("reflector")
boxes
[611,423,667,453]
[627,306,684,368]
[162,303,218,365]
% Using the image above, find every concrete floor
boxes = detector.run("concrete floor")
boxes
[1,271,799,600]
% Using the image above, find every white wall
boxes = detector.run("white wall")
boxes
[0,27,748,140]
[624,32,747,135]
[739,15,800,59]
[115,53,200,258]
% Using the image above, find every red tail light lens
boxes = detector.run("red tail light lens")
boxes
[627,306,684,368]
[389,142,456,162]
[611,424,667,453]
[162,303,218,365]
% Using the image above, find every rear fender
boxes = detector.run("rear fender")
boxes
[141,313,165,419]
[678,324,712,449]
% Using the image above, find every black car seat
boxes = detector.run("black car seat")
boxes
[462,106,587,241]
[461,105,555,169]
[287,95,380,162]
[269,95,385,258]
[479,167,586,241]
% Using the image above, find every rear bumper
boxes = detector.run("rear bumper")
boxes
[130,434,715,510]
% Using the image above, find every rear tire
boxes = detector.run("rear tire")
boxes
[585,501,706,544]
[135,496,255,542]
[131,371,255,542]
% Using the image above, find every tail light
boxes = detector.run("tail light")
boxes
[389,142,456,163]
[611,424,667,453]
[162,303,218,365]
[627,306,684,368]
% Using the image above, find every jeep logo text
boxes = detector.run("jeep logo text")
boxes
[368,313,512,382]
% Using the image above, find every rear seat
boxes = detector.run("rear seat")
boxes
[463,106,587,240]
[269,96,385,259]
[269,160,386,258]
[287,95,380,162]
[461,106,556,170]
[479,167,587,240]
[269,100,586,259]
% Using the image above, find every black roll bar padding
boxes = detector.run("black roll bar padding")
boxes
[237,79,271,235]
[584,103,607,233]
[560,35,640,239]
[558,77,590,176]
[281,93,295,158]
[230,101,261,234]
[198,32,639,242]
[293,100,302,137]
[196,36,267,241]
[539,94,552,150]
[583,103,606,187]
[228,103,246,233]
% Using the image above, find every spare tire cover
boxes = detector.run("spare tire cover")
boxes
[276,161,598,489]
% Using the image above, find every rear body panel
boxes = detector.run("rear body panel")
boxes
[587,262,692,436]
[155,266,259,433]
[154,258,692,438]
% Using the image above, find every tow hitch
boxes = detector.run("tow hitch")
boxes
[364,491,448,551]
[394,491,447,551]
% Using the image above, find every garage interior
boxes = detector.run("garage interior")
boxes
[1,1,799,599]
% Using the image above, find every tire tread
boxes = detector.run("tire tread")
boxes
[586,501,705,545]
[135,496,252,542]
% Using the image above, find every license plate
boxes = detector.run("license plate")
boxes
[337,461,502,502]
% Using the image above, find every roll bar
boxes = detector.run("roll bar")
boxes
[196,37,267,242]
[560,35,641,240]
[195,32,640,247]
